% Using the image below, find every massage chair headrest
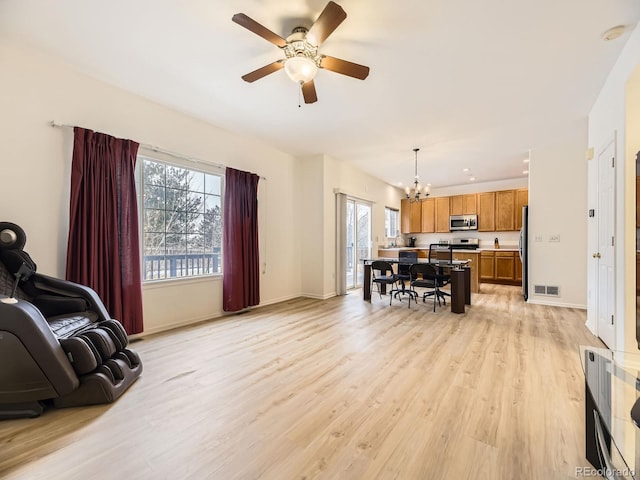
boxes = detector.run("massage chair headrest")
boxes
[0,222,36,280]
[0,222,26,251]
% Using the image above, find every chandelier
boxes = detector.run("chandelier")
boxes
[405,148,430,202]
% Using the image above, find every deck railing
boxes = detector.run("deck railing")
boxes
[143,252,220,280]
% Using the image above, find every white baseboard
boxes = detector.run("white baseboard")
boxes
[526,298,587,309]
[136,294,306,337]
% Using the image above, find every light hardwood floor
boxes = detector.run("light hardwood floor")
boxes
[0,285,603,480]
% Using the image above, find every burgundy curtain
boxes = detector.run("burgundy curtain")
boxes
[223,167,260,312]
[66,127,144,334]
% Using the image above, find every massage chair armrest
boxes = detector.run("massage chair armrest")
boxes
[0,298,79,396]
[32,273,111,322]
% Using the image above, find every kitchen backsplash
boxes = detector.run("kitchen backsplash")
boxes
[388,231,520,249]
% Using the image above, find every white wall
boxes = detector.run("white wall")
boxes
[323,154,403,297]
[298,155,326,298]
[0,40,301,335]
[0,39,403,331]
[527,119,588,308]
[588,23,640,351]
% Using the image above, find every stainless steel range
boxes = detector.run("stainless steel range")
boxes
[442,238,479,250]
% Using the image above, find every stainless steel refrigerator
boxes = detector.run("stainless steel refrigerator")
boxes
[518,205,528,301]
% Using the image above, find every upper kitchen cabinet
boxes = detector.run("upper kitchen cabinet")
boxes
[478,192,495,231]
[435,196,450,233]
[450,194,477,215]
[463,194,477,214]
[421,198,436,233]
[495,190,516,231]
[401,198,422,233]
[450,195,463,216]
[515,188,528,230]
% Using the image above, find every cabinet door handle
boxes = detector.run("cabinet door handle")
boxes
[593,252,601,259]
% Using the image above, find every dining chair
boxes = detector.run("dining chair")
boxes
[408,263,441,311]
[428,244,452,304]
[395,251,418,303]
[370,260,399,306]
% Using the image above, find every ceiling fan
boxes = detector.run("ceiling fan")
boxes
[232,1,370,104]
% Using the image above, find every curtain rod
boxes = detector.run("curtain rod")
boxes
[50,120,267,180]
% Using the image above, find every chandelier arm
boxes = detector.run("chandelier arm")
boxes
[405,147,428,203]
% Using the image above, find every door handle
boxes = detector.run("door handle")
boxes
[593,253,601,259]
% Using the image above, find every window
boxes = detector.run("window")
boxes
[385,207,399,238]
[138,156,223,281]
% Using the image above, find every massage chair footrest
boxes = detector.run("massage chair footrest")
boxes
[52,359,142,408]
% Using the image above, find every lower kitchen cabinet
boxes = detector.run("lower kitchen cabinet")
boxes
[480,250,521,285]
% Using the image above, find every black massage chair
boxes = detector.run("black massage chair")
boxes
[0,222,142,419]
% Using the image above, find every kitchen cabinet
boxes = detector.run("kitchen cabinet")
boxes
[515,253,523,283]
[478,192,496,231]
[637,252,640,296]
[421,198,435,233]
[435,196,450,233]
[463,194,477,214]
[450,194,477,215]
[450,195,463,215]
[636,176,640,228]
[400,199,422,233]
[452,251,480,294]
[480,251,495,280]
[515,189,528,230]
[495,251,515,281]
[495,190,516,231]
[480,250,521,285]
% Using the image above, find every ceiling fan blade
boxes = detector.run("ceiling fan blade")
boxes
[302,80,318,104]
[306,1,347,46]
[241,61,285,83]
[320,56,370,80]
[232,13,287,48]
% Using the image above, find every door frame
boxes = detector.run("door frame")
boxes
[345,197,372,290]
[587,134,616,349]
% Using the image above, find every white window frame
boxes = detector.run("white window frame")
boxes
[137,155,224,283]
[385,207,399,238]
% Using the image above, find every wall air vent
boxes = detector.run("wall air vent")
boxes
[546,286,559,296]
[533,285,560,296]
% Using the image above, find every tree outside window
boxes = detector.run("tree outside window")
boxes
[139,158,223,280]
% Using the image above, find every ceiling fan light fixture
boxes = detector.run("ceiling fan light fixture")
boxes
[284,56,318,84]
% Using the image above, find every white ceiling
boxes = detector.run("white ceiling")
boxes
[2,0,640,189]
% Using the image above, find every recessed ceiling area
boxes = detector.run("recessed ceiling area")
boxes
[0,0,639,188]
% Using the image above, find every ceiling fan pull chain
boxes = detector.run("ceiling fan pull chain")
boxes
[298,86,302,108]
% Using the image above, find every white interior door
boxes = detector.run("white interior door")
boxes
[596,140,616,349]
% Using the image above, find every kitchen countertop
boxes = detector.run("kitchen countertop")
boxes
[379,246,518,252]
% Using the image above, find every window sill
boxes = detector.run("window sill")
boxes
[143,273,222,290]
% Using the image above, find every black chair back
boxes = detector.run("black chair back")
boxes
[428,243,453,264]
[398,251,418,277]
[371,260,393,276]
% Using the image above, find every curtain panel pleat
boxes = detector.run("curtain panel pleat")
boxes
[223,167,260,312]
[66,127,144,334]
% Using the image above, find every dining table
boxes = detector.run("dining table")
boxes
[361,257,471,313]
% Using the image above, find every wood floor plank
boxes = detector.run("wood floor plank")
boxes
[0,285,603,479]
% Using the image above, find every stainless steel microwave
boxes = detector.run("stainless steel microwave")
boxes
[450,214,478,231]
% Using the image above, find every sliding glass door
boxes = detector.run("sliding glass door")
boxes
[346,199,371,290]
